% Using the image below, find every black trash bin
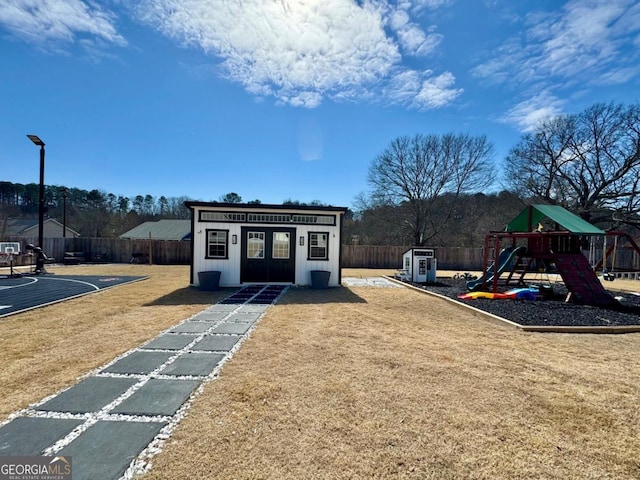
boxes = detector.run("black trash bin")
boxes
[310,270,331,289]
[198,271,221,291]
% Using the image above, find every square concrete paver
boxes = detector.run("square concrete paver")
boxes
[169,321,215,333]
[192,335,241,352]
[236,304,269,313]
[226,312,261,323]
[58,420,166,480]
[225,293,254,300]
[191,311,229,322]
[101,351,174,375]
[38,376,138,414]
[212,322,252,335]
[110,379,201,417]
[249,297,277,304]
[205,304,238,312]
[143,334,196,351]
[160,352,226,376]
[0,417,83,456]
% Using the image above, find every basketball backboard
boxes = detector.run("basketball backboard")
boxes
[0,242,21,255]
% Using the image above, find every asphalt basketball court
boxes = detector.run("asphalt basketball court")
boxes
[0,274,147,318]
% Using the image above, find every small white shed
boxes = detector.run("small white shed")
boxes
[401,247,437,283]
[185,202,348,287]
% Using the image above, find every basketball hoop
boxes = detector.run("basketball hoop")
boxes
[0,243,21,277]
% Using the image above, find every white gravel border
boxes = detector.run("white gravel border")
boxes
[1,284,289,480]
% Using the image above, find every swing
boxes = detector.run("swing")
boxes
[602,235,618,281]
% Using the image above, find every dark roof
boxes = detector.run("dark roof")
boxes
[119,220,191,240]
[4,218,38,235]
[3,218,80,236]
[506,205,605,235]
[184,201,348,213]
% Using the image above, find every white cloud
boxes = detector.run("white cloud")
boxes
[0,0,125,48]
[0,0,461,110]
[530,0,629,79]
[415,71,463,108]
[382,69,463,109]
[388,7,442,56]
[473,0,640,131]
[613,1,640,34]
[134,0,460,109]
[502,91,565,132]
[596,67,639,85]
[470,38,524,85]
[384,70,423,104]
[473,0,640,87]
[398,0,453,14]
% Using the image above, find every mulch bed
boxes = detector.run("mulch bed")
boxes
[407,278,640,327]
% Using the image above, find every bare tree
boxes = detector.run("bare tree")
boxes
[504,102,640,227]
[361,133,494,245]
[168,196,192,219]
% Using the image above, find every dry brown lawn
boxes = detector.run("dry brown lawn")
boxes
[144,270,640,479]
[1,265,639,479]
[0,264,227,419]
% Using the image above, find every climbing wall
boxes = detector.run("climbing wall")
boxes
[553,254,616,306]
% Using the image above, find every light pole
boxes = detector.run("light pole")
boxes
[27,135,46,248]
[62,188,68,238]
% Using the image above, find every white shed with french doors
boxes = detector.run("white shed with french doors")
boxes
[185,202,348,287]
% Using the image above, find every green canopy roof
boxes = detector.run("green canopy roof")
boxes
[505,205,605,235]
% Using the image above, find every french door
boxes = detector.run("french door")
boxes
[240,227,296,283]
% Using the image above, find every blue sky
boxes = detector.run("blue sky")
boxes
[1,0,639,209]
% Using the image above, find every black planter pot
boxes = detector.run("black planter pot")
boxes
[198,271,221,291]
[310,270,331,289]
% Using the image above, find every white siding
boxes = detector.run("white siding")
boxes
[192,222,243,287]
[296,226,341,286]
[190,206,343,287]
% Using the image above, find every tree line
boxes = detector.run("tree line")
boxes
[2,102,638,246]
[0,187,334,239]
[0,183,193,238]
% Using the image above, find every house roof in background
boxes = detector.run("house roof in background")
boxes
[4,218,37,235]
[119,220,191,240]
[506,205,605,235]
[3,218,80,237]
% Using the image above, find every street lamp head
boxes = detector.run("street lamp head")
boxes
[27,134,45,147]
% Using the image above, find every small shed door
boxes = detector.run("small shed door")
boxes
[241,227,296,283]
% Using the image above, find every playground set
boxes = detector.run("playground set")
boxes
[462,205,640,307]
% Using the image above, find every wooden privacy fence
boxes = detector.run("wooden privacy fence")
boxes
[340,245,485,270]
[3,238,639,272]
[5,237,192,266]
[340,245,639,271]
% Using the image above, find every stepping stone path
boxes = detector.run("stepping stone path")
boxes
[0,284,287,480]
